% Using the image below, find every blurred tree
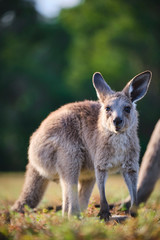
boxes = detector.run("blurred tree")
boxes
[60,0,160,157]
[0,0,71,170]
[0,0,159,171]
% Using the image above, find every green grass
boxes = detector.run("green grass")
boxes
[0,173,160,240]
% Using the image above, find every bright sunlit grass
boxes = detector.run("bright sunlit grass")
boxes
[0,173,160,240]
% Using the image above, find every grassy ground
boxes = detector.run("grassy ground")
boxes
[0,173,160,240]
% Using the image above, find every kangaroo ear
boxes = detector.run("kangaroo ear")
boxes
[92,72,113,102]
[123,71,152,103]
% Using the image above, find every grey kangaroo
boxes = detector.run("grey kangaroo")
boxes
[12,71,152,220]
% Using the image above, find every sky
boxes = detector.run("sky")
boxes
[34,0,81,18]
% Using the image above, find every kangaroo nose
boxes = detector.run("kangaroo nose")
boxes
[113,117,122,126]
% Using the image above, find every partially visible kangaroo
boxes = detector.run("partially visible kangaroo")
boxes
[12,71,152,220]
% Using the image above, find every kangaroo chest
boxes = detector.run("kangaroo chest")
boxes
[97,133,130,173]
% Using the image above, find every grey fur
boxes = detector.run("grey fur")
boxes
[12,71,152,220]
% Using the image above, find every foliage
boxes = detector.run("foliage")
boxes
[1,208,160,240]
[0,0,160,170]
[0,0,72,170]
[1,174,160,240]
[60,0,160,154]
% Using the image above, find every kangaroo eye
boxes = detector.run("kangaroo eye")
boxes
[106,106,111,112]
[124,106,131,113]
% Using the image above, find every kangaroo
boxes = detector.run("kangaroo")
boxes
[12,71,152,220]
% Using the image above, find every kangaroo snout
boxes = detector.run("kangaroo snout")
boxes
[113,117,122,127]
[113,117,123,132]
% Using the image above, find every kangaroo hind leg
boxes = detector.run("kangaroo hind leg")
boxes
[59,165,80,218]
[60,178,69,216]
[78,178,95,211]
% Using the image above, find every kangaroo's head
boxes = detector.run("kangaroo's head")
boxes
[92,71,152,134]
